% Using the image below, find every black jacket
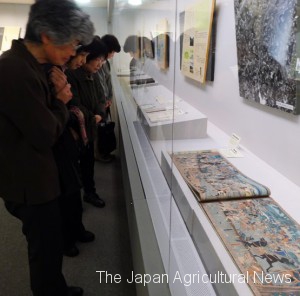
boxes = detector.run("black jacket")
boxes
[0,39,68,204]
[66,67,105,142]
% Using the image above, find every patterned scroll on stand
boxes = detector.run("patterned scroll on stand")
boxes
[171,150,300,295]
[172,150,270,202]
[203,198,300,295]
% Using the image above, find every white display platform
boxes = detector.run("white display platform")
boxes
[113,73,216,296]
[133,122,216,296]
[133,84,207,140]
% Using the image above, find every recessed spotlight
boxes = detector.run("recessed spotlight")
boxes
[75,0,91,4]
[128,0,142,5]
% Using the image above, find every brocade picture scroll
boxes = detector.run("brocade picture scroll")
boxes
[171,150,300,295]
[203,198,300,295]
[172,150,270,202]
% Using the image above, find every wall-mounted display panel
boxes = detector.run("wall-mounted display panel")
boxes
[181,0,215,83]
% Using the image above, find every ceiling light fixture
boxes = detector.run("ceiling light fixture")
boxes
[75,0,91,4]
[128,0,142,5]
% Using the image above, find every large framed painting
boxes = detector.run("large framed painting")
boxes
[181,0,215,83]
[234,0,300,114]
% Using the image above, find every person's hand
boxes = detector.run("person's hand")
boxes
[49,66,72,104]
[56,83,73,104]
[49,66,67,92]
[95,114,102,124]
[105,100,112,108]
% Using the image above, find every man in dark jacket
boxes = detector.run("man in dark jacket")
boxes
[0,1,94,295]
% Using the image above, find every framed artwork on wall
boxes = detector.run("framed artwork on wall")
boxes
[0,27,4,52]
[180,8,217,82]
[234,0,299,114]
[0,26,21,52]
[179,11,185,70]
[181,0,215,83]
[206,8,217,82]
[142,36,155,59]
[155,19,169,70]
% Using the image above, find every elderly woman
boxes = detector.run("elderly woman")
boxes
[0,1,94,296]
[66,37,108,209]
[52,40,105,258]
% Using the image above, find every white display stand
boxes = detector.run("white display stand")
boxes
[113,73,216,296]
[133,122,216,296]
[133,84,207,140]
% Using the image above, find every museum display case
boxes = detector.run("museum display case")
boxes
[1,0,300,295]
[110,0,300,295]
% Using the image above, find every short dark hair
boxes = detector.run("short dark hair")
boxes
[77,36,100,54]
[25,0,94,46]
[86,36,108,62]
[123,35,141,54]
[101,34,121,53]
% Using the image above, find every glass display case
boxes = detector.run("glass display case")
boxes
[110,0,300,296]
[1,0,299,295]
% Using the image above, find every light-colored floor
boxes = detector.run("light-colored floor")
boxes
[0,157,136,296]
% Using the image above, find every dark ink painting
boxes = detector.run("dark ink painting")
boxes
[234,0,299,114]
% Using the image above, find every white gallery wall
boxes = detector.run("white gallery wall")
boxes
[112,0,300,189]
[0,4,30,37]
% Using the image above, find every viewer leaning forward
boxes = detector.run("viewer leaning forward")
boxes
[0,0,94,295]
